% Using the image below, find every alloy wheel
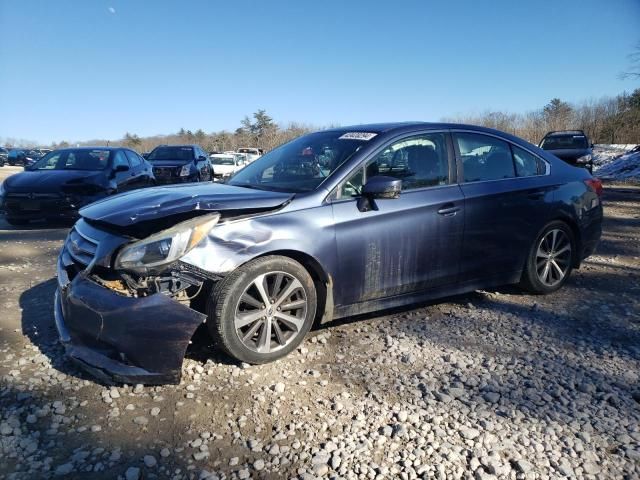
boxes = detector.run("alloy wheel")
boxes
[535,229,572,287]
[234,271,308,353]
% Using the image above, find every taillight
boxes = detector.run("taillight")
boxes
[584,178,603,198]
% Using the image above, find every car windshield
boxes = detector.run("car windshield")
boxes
[31,149,111,171]
[541,135,588,150]
[147,146,193,161]
[228,130,372,193]
[211,156,235,165]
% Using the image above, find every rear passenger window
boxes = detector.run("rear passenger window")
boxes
[455,133,515,182]
[125,150,143,167]
[512,145,544,177]
[113,151,129,168]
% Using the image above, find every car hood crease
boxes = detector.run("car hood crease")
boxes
[79,183,293,227]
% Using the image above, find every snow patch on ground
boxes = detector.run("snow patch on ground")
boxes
[593,144,640,182]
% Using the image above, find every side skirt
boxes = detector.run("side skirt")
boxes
[332,271,522,320]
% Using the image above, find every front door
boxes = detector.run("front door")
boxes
[331,132,464,306]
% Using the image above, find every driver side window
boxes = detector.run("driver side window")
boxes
[339,133,450,198]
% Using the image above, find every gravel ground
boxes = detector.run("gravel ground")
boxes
[0,165,638,480]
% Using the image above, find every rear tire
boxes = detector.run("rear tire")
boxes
[207,255,317,364]
[520,220,576,294]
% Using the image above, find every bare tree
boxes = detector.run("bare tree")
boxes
[620,41,640,80]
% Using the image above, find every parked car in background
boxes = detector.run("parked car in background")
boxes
[0,147,155,225]
[238,147,263,163]
[0,147,8,166]
[146,145,212,184]
[54,122,603,384]
[234,152,249,165]
[210,153,246,181]
[539,130,594,173]
[8,149,30,166]
[34,148,52,157]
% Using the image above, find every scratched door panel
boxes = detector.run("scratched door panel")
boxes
[331,184,464,306]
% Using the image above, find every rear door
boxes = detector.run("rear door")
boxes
[195,147,210,180]
[112,150,135,191]
[453,131,553,283]
[124,150,151,188]
[331,131,464,306]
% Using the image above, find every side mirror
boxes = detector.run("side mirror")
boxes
[142,152,150,159]
[198,155,207,161]
[590,143,594,149]
[357,176,401,212]
[362,176,402,199]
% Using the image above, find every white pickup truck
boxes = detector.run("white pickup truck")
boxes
[237,148,263,163]
[210,153,246,181]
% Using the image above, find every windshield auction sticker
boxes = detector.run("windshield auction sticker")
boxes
[339,132,378,141]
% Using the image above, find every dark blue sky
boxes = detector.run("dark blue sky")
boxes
[1,0,638,143]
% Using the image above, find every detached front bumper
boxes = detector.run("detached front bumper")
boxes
[55,255,206,385]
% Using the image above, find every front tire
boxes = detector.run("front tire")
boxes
[207,255,317,364]
[520,221,575,294]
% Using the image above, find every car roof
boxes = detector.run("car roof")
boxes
[318,123,548,148]
[55,146,122,151]
[322,122,520,135]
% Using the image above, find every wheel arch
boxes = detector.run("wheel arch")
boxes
[547,214,582,267]
[254,249,334,327]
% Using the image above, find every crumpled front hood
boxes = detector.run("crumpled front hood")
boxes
[80,183,293,227]
[3,170,106,193]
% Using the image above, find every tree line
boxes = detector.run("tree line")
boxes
[49,110,318,154]
[443,89,640,145]
[4,89,639,151]
[82,89,640,152]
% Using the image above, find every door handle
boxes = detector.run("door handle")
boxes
[437,204,460,217]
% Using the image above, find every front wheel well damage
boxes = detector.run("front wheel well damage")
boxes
[253,250,334,327]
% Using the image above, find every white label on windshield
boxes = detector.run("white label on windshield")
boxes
[339,132,377,141]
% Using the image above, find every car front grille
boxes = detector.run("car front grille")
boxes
[153,167,178,180]
[4,192,67,213]
[65,222,99,267]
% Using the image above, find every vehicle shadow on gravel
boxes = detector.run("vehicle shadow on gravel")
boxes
[18,278,101,385]
[0,381,195,480]
[325,272,639,426]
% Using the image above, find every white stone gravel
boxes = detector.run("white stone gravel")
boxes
[0,189,639,480]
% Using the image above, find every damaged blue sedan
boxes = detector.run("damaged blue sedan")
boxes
[55,123,603,384]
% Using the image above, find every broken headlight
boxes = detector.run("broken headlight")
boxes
[115,213,220,271]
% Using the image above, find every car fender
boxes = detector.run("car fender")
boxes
[180,208,338,280]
